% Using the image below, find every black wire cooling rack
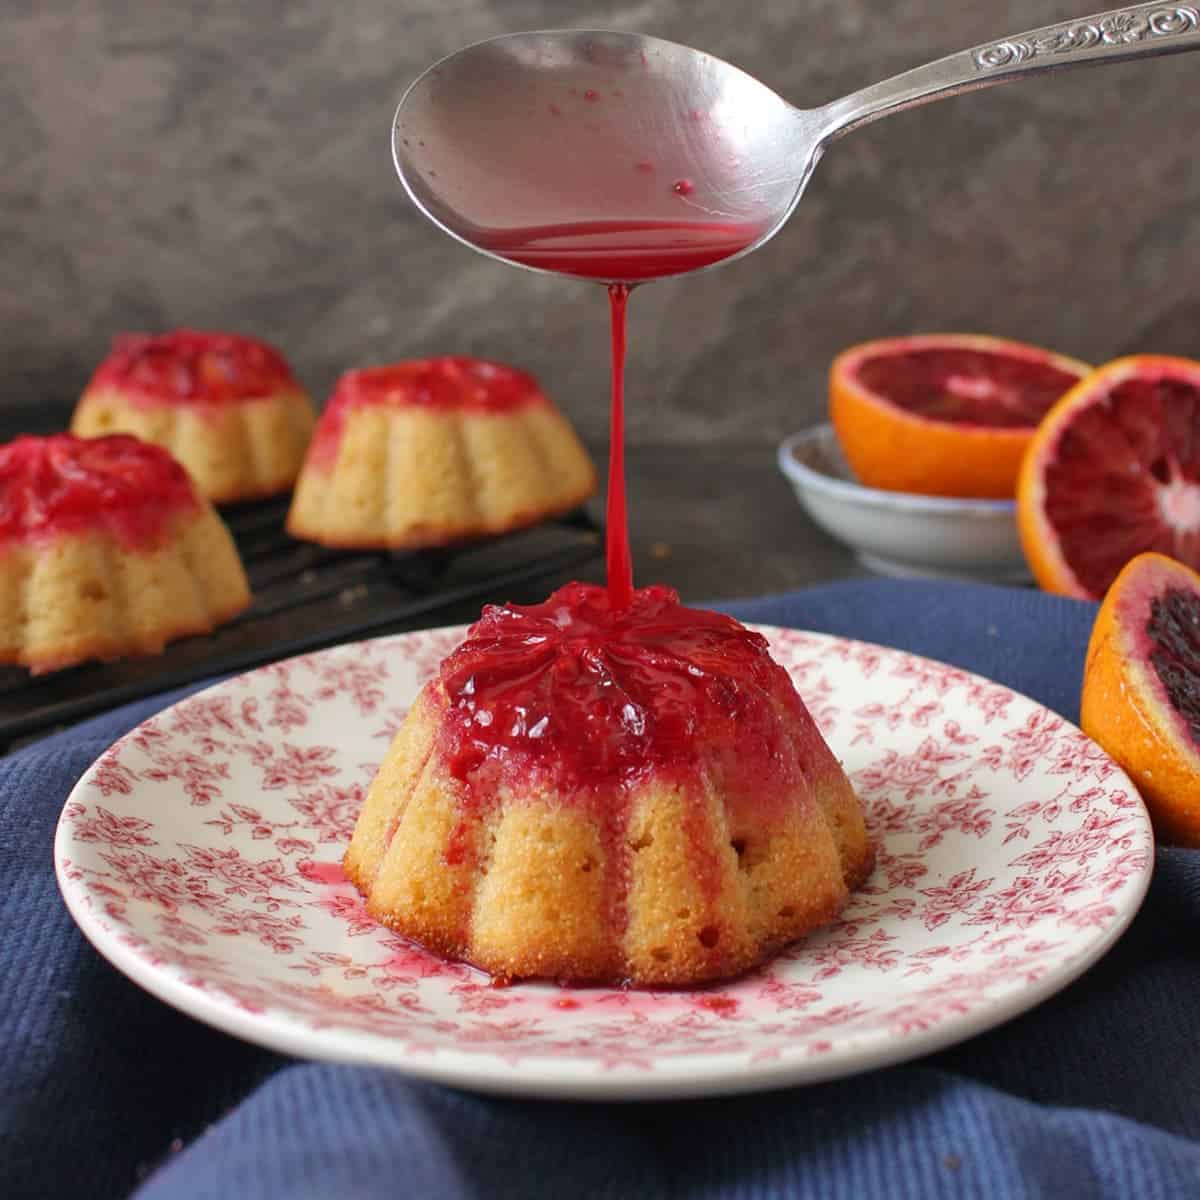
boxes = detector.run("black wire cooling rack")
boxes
[0,498,602,747]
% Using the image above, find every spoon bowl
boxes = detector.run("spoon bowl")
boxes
[392,30,817,281]
[394,8,1200,283]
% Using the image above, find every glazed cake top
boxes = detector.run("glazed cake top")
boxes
[435,581,815,796]
[333,357,545,414]
[0,433,199,549]
[87,330,298,406]
[307,356,548,469]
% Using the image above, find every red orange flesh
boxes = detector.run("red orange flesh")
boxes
[1018,355,1200,600]
[1081,552,1200,845]
[830,334,1089,499]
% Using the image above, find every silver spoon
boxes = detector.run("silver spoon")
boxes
[393,4,1200,282]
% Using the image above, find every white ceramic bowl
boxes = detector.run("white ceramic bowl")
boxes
[777,425,1031,583]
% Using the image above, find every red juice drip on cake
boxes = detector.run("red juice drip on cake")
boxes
[438,582,813,798]
[606,283,633,610]
[435,217,789,780]
[435,583,824,954]
[432,582,830,968]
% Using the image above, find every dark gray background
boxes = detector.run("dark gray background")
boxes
[4,1,1198,446]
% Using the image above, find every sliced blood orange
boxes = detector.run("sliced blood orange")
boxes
[830,334,1090,499]
[1018,355,1200,600]
[1081,552,1200,845]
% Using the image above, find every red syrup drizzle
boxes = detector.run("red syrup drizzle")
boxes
[305,356,548,471]
[417,216,776,973]
[86,329,298,407]
[475,218,762,601]
[0,433,199,551]
[606,284,633,610]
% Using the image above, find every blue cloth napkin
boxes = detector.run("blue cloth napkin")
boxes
[3,579,1198,1199]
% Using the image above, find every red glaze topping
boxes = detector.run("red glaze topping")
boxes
[0,434,199,550]
[436,582,808,798]
[308,356,547,470]
[86,330,298,407]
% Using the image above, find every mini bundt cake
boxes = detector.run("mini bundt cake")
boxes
[286,356,596,549]
[72,330,316,503]
[345,582,873,986]
[0,434,251,673]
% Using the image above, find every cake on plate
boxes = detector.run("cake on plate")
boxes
[72,330,316,504]
[286,356,596,550]
[344,582,873,986]
[0,433,251,673]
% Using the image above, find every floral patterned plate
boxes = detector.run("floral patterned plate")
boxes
[55,625,1152,1100]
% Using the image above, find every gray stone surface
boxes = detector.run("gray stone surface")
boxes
[4,0,1200,451]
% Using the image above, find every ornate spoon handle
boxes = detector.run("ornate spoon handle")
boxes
[820,4,1200,137]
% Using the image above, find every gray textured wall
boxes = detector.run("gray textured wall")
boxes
[4,1,1200,446]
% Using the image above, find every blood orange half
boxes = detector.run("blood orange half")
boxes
[1081,552,1200,846]
[1018,356,1200,600]
[830,334,1090,499]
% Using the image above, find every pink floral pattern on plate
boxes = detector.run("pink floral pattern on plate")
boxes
[55,626,1153,1100]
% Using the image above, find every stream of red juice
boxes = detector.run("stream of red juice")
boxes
[606,283,633,609]
[477,218,763,607]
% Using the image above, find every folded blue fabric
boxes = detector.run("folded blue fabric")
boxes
[2,579,1197,1199]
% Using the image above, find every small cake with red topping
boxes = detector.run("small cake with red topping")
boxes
[344,582,872,986]
[286,356,596,549]
[0,434,250,673]
[72,330,316,504]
